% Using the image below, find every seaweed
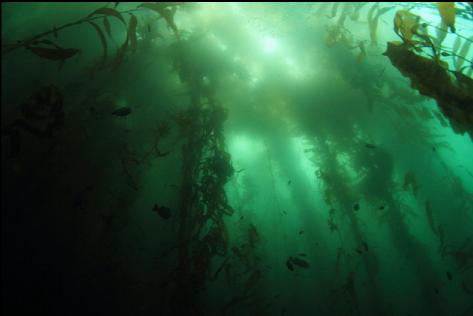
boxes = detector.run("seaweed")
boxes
[437,2,456,33]
[384,41,473,138]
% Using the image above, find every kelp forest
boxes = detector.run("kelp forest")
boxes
[2,2,473,316]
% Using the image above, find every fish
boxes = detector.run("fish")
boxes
[112,106,132,116]
[365,143,377,149]
[299,230,304,235]
[289,256,310,268]
[446,271,453,280]
[378,205,385,210]
[152,204,172,219]
[353,203,360,211]
[298,253,307,257]
[287,180,291,185]
[286,259,294,271]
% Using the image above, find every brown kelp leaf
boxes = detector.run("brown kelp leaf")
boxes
[88,21,107,64]
[128,14,138,54]
[394,10,420,42]
[89,7,126,25]
[437,2,456,33]
[384,41,473,138]
[138,3,179,38]
[103,16,112,38]
[26,45,80,61]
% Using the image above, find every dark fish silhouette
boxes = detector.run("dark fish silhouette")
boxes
[289,256,310,268]
[353,203,360,211]
[365,143,377,149]
[446,271,453,280]
[153,204,172,219]
[286,259,294,271]
[112,106,132,116]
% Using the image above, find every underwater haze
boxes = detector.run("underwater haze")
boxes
[2,2,473,316]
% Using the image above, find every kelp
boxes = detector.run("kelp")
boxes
[435,21,449,47]
[324,24,352,48]
[88,21,108,65]
[356,41,367,63]
[128,14,138,54]
[384,41,473,138]
[103,17,112,38]
[393,10,419,43]
[425,201,439,236]
[393,10,436,56]
[88,7,126,25]
[138,3,179,38]
[25,41,79,70]
[368,4,393,46]
[329,2,340,19]
[109,13,138,70]
[349,3,368,21]
[457,36,473,69]
[437,2,456,33]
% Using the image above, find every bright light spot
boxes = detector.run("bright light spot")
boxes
[228,134,265,159]
[261,36,279,54]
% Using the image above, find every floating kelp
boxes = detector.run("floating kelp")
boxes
[25,41,80,68]
[384,42,473,138]
[437,2,456,33]
[456,36,473,69]
[128,14,138,53]
[368,4,393,46]
[88,7,126,25]
[88,21,107,65]
[138,3,179,38]
[103,16,112,38]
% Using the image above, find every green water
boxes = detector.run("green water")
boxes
[2,3,473,316]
